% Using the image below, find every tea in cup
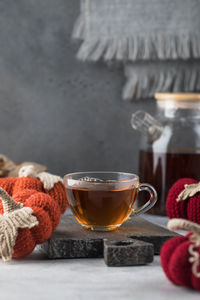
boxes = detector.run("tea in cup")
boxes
[64,172,157,231]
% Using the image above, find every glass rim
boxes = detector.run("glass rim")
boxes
[64,171,139,184]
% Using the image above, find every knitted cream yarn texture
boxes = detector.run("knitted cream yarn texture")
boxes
[0,168,68,261]
[166,178,200,225]
[0,188,38,262]
[177,182,200,202]
[18,165,63,190]
[160,218,200,290]
[169,219,200,279]
[0,154,47,177]
[161,218,200,290]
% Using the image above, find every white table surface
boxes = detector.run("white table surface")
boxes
[1,214,199,300]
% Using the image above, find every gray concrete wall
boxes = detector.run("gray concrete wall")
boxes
[0,0,155,176]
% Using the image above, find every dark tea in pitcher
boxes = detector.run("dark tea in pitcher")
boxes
[131,93,200,216]
[139,150,200,215]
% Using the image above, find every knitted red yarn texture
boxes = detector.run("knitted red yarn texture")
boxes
[160,233,200,290]
[166,178,200,222]
[0,176,68,258]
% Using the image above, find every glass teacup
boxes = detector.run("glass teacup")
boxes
[64,172,157,231]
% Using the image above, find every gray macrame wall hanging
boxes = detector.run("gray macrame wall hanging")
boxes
[73,0,200,100]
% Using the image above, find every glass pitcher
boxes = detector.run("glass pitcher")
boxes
[131,93,200,215]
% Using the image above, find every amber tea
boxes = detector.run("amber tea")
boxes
[66,186,138,230]
[64,172,157,231]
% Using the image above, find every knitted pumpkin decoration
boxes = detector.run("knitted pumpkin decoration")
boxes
[0,165,68,261]
[166,178,200,224]
[161,218,200,290]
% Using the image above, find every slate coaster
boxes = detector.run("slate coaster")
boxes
[104,239,154,267]
[39,215,177,266]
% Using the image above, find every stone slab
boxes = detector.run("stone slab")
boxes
[39,215,177,266]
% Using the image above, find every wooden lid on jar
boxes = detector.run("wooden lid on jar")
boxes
[155,93,200,102]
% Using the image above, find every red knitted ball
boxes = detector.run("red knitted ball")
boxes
[187,195,200,224]
[168,240,192,286]
[160,235,188,282]
[166,178,198,220]
[191,249,200,290]
[161,233,200,290]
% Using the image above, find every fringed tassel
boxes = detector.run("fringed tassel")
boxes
[123,61,200,100]
[72,14,86,40]
[73,25,200,62]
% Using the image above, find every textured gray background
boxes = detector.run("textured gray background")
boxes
[0,0,155,176]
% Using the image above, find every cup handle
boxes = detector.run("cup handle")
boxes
[132,183,157,216]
